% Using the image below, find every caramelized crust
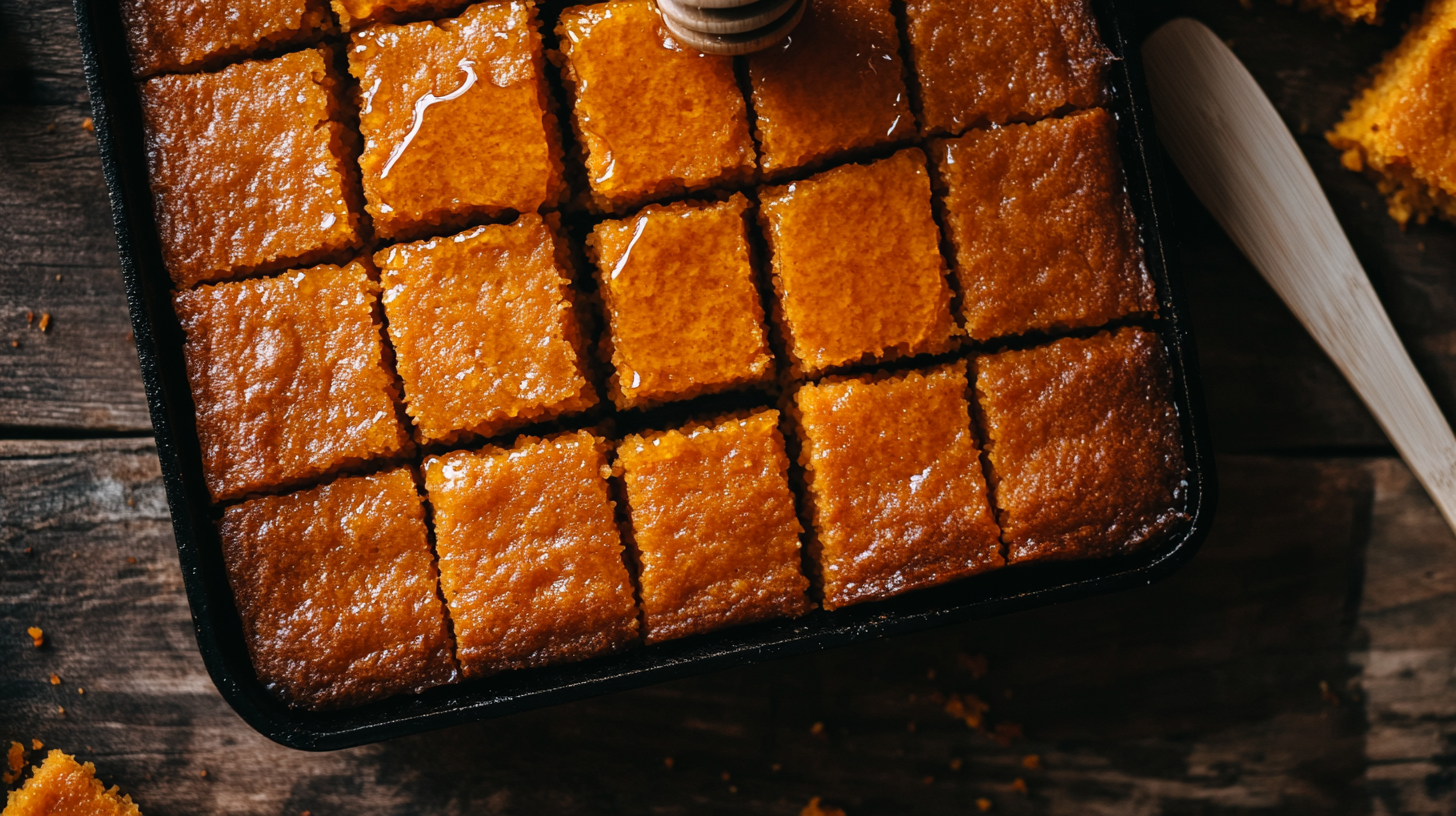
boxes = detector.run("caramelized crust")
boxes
[173,260,410,502]
[424,431,639,678]
[377,215,596,444]
[932,109,1157,341]
[759,148,956,377]
[746,0,915,176]
[1328,0,1456,225]
[904,0,1111,135]
[332,0,463,30]
[618,410,810,642]
[220,469,458,709]
[976,327,1189,563]
[2,751,141,816]
[555,0,757,212]
[793,362,1003,610]
[349,1,566,240]
[120,0,332,77]
[588,194,773,409]
[139,48,362,288]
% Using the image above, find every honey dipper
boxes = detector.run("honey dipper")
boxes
[655,0,805,55]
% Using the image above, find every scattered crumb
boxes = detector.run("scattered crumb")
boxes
[3,741,24,785]
[810,721,825,736]
[992,723,1023,746]
[24,547,33,555]
[81,118,93,132]
[27,311,34,326]
[50,674,60,686]
[77,688,84,695]
[800,797,846,816]
[922,775,934,785]
[31,740,43,751]
[127,498,137,508]
[944,693,989,729]
[1012,777,1028,795]
[663,757,674,769]
[54,274,62,282]
[1022,754,1041,770]
[949,758,962,771]
[38,313,51,332]
[976,798,992,812]
[771,763,782,773]
[959,653,989,680]
[46,122,55,132]
[125,330,133,342]
[10,339,18,348]
[57,707,64,716]
[27,626,44,648]
[199,769,208,778]
[1320,680,1340,706]
[302,811,311,816]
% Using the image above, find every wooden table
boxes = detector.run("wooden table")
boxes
[3,0,1454,813]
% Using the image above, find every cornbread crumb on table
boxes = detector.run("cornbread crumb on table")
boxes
[139,47,361,289]
[617,410,810,643]
[3,750,141,816]
[1328,0,1456,226]
[220,469,458,709]
[425,431,639,678]
[377,214,596,444]
[1276,0,1385,24]
[348,0,565,241]
[975,327,1189,564]
[793,361,1002,610]
[555,0,757,212]
[745,0,915,176]
[759,148,956,378]
[903,0,1110,135]
[173,259,410,502]
[932,108,1157,341]
[588,194,773,410]
[119,0,331,77]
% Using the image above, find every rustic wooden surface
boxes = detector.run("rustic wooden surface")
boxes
[2,0,1455,813]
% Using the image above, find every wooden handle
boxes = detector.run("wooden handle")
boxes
[1144,18,1456,534]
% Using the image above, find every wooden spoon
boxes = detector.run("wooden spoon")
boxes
[1144,18,1456,534]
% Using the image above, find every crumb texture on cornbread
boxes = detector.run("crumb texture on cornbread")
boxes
[120,0,332,77]
[2,750,142,816]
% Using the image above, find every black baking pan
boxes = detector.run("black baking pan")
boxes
[73,0,1218,751]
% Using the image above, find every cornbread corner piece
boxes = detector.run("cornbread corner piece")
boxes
[139,47,362,289]
[792,361,1003,610]
[377,214,596,444]
[120,0,332,77]
[349,1,566,241]
[976,327,1189,564]
[759,148,956,378]
[332,0,462,30]
[2,751,141,816]
[904,0,1111,135]
[1328,0,1456,226]
[932,108,1157,341]
[1276,0,1386,25]
[555,0,757,212]
[746,0,915,176]
[618,410,810,643]
[424,431,639,678]
[220,469,458,709]
[588,194,774,409]
[173,259,410,502]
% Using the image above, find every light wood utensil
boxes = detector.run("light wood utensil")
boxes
[658,0,797,35]
[1143,18,1456,534]
[655,0,803,55]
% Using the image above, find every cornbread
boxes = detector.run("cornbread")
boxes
[332,0,462,30]
[119,0,331,77]
[588,194,773,409]
[903,0,1111,135]
[173,260,410,502]
[555,0,758,212]
[1277,0,1385,24]
[932,109,1157,340]
[793,362,1003,610]
[976,327,1189,563]
[2,751,141,816]
[425,431,639,678]
[220,469,458,709]
[1328,0,1456,226]
[139,47,361,289]
[617,410,810,642]
[759,149,956,377]
[377,215,596,444]
[746,0,915,176]
[349,1,566,240]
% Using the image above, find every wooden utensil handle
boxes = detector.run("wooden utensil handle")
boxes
[1144,18,1456,532]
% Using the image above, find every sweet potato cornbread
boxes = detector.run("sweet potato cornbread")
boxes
[1328,0,1456,226]
[2,751,142,816]
[120,0,331,77]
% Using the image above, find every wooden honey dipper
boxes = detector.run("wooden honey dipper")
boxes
[655,0,805,55]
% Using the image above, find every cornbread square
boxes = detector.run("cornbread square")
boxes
[425,431,639,678]
[2,751,141,816]
[349,1,566,241]
[904,0,1110,135]
[332,0,461,30]
[377,214,596,443]
[120,0,332,77]
[759,148,955,377]
[1277,0,1385,24]
[746,0,915,176]
[220,469,458,709]
[139,47,362,288]
[556,0,757,212]
[173,260,410,502]
[976,327,1189,563]
[793,362,1002,610]
[588,194,773,409]
[618,410,810,643]
[1328,0,1456,226]
[932,109,1157,341]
